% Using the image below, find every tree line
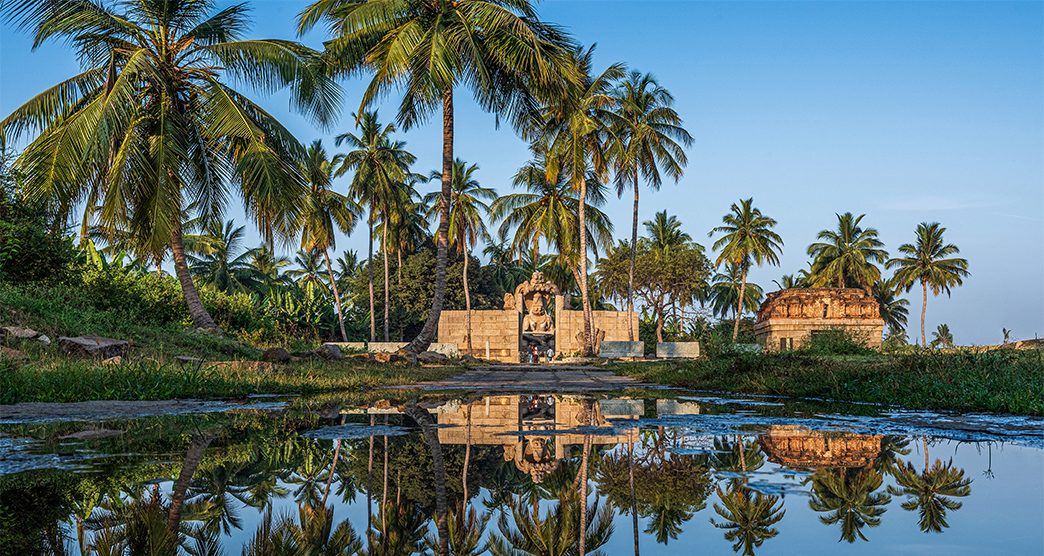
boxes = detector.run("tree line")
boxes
[0,0,968,351]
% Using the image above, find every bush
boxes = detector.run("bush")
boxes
[802,328,874,356]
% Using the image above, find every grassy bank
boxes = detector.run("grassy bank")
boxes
[612,350,1044,415]
[0,357,459,404]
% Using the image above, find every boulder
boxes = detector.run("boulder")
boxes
[175,355,204,368]
[0,346,27,364]
[315,344,344,360]
[2,326,40,340]
[460,354,480,364]
[58,335,130,359]
[350,352,373,363]
[261,347,292,363]
[417,351,450,364]
[37,334,51,346]
[373,351,404,364]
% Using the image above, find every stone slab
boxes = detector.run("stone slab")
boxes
[599,341,644,359]
[598,399,645,418]
[656,399,701,416]
[656,342,701,359]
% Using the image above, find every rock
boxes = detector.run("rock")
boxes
[2,326,40,340]
[261,347,292,363]
[460,354,480,364]
[60,429,123,441]
[315,344,344,360]
[350,352,373,362]
[417,351,450,364]
[101,355,122,366]
[58,335,130,359]
[0,346,27,363]
[175,355,204,368]
[37,334,51,346]
[373,351,404,364]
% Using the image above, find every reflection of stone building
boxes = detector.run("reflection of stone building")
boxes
[757,425,882,468]
[753,288,884,351]
[435,395,641,482]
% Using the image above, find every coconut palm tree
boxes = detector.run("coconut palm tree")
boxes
[249,247,292,293]
[491,148,613,266]
[335,112,415,342]
[873,277,910,333]
[807,467,891,543]
[296,140,360,341]
[299,0,576,355]
[886,222,970,347]
[186,220,261,294]
[424,159,496,354]
[807,212,888,290]
[2,0,340,332]
[930,324,954,349]
[644,211,691,253]
[711,485,785,556]
[532,46,625,355]
[709,264,764,323]
[888,453,972,533]
[606,71,692,341]
[710,199,784,340]
[489,488,614,556]
[287,250,330,293]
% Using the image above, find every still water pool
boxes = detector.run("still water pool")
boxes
[1,392,1042,555]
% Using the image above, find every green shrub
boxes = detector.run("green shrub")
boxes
[802,328,874,356]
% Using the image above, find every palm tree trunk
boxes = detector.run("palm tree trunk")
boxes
[323,250,348,342]
[382,213,391,342]
[463,404,472,504]
[628,178,639,342]
[629,438,640,556]
[167,434,213,535]
[923,436,929,473]
[578,173,594,356]
[367,416,374,546]
[920,280,928,348]
[463,245,473,355]
[405,89,453,355]
[406,404,449,556]
[368,216,376,342]
[732,266,748,341]
[579,433,591,555]
[382,419,389,531]
[170,219,219,332]
[322,439,342,506]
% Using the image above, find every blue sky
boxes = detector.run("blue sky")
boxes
[1,1,1041,344]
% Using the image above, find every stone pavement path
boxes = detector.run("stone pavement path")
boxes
[398,365,660,392]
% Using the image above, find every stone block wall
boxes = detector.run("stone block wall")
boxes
[754,319,884,351]
[437,310,520,362]
[555,310,639,356]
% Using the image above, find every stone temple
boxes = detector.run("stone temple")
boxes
[753,288,884,351]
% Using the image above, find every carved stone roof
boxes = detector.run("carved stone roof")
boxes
[756,288,881,322]
[757,426,882,469]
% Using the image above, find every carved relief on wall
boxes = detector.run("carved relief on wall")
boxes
[514,271,560,335]
[756,288,882,322]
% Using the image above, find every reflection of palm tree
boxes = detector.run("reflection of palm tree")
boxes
[185,461,254,535]
[366,501,428,555]
[406,404,450,555]
[807,467,891,542]
[244,503,361,555]
[888,442,972,533]
[711,485,785,556]
[490,488,614,556]
[425,505,491,556]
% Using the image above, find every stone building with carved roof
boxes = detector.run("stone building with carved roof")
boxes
[753,288,884,351]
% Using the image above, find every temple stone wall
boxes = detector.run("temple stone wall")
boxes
[754,288,884,351]
[437,310,520,362]
[555,310,639,356]
[758,425,883,468]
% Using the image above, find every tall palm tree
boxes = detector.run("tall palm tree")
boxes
[644,211,691,253]
[424,159,496,354]
[299,0,576,355]
[710,199,784,340]
[873,277,910,333]
[186,220,261,293]
[607,70,692,341]
[3,0,340,332]
[375,177,424,341]
[708,263,765,323]
[335,112,415,342]
[888,454,972,533]
[711,485,785,556]
[807,212,888,291]
[287,249,329,292]
[296,140,360,341]
[489,489,614,556]
[249,247,291,293]
[533,46,625,355]
[886,222,970,347]
[491,148,613,266]
[930,324,954,349]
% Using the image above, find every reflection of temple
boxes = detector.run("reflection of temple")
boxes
[753,288,885,351]
[757,425,882,468]
[435,395,642,482]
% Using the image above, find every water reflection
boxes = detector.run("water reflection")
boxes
[0,394,1040,555]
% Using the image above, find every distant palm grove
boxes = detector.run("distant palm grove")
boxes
[0,0,970,353]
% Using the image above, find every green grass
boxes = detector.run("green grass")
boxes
[0,357,460,404]
[611,350,1044,415]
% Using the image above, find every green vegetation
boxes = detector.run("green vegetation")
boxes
[612,350,1044,415]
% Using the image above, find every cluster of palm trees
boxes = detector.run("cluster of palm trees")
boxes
[2,0,969,352]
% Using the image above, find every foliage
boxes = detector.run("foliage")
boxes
[802,329,875,356]
[807,212,888,290]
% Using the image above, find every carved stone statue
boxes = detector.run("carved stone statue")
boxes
[502,292,516,311]
[523,292,553,333]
